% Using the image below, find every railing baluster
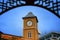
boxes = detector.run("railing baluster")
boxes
[2,0,4,11]
[56,0,59,14]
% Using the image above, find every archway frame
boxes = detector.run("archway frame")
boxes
[0,0,60,18]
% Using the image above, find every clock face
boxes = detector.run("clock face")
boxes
[27,21,32,26]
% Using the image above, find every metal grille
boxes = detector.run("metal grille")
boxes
[0,0,60,18]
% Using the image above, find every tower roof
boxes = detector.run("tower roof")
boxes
[25,12,36,17]
[23,12,38,22]
[0,31,3,34]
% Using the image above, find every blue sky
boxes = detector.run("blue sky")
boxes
[0,0,60,36]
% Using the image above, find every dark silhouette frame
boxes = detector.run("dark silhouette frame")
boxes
[0,0,60,18]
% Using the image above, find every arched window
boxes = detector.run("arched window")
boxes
[28,32,32,38]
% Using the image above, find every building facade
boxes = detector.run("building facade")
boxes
[0,12,60,40]
[40,32,60,40]
[0,12,39,40]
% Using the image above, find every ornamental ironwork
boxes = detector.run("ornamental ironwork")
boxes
[0,0,60,18]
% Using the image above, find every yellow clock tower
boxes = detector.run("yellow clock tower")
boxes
[23,12,39,40]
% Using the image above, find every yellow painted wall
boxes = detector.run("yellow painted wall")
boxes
[23,17,38,40]
[0,17,39,40]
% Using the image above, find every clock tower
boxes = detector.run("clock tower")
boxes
[23,12,39,40]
